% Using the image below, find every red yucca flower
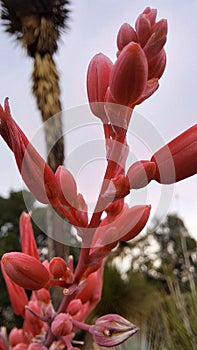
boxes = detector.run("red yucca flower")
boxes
[1,252,50,290]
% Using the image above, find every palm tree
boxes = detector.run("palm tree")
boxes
[0,0,70,260]
[1,0,70,170]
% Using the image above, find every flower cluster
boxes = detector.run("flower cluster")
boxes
[0,6,197,349]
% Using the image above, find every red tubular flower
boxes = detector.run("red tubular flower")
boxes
[49,257,67,279]
[116,23,138,51]
[0,99,59,205]
[126,160,156,189]
[89,314,139,348]
[87,53,113,122]
[151,124,197,183]
[90,205,151,262]
[110,42,148,106]
[2,252,50,290]
[1,263,28,317]
[19,212,39,260]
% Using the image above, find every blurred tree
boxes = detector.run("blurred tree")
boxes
[127,214,197,291]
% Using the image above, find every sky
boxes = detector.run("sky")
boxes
[0,0,197,238]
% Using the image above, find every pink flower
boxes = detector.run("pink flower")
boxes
[89,314,139,347]
[151,124,197,183]
[2,252,50,290]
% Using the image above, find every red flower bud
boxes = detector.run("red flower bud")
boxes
[148,48,166,80]
[55,166,77,207]
[89,314,139,347]
[0,99,59,205]
[90,205,151,261]
[34,288,51,304]
[133,78,159,106]
[87,53,113,122]
[67,299,82,316]
[51,313,73,336]
[1,263,28,316]
[127,160,156,189]
[2,252,50,290]
[9,328,28,348]
[117,23,138,51]
[143,7,157,26]
[143,19,167,61]
[24,300,43,336]
[151,125,197,183]
[19,212,39,260]
[135,14,152,47]
[110,42,148,106]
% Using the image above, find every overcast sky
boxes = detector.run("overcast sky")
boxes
[0,0,197,238]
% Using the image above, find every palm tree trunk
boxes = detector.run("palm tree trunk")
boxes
[32,53,64,171]
[32,52,69,261]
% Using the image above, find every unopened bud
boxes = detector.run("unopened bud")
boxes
[87,53,113,122]
[55,166,77,207]
[110,42,148,106]
[51,313,73,337]
[127,160,156,189]
[2,252,50,290]
[117,23,138,51]
[151,124,197,183]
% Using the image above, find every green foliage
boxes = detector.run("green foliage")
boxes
[146,278,197,349]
